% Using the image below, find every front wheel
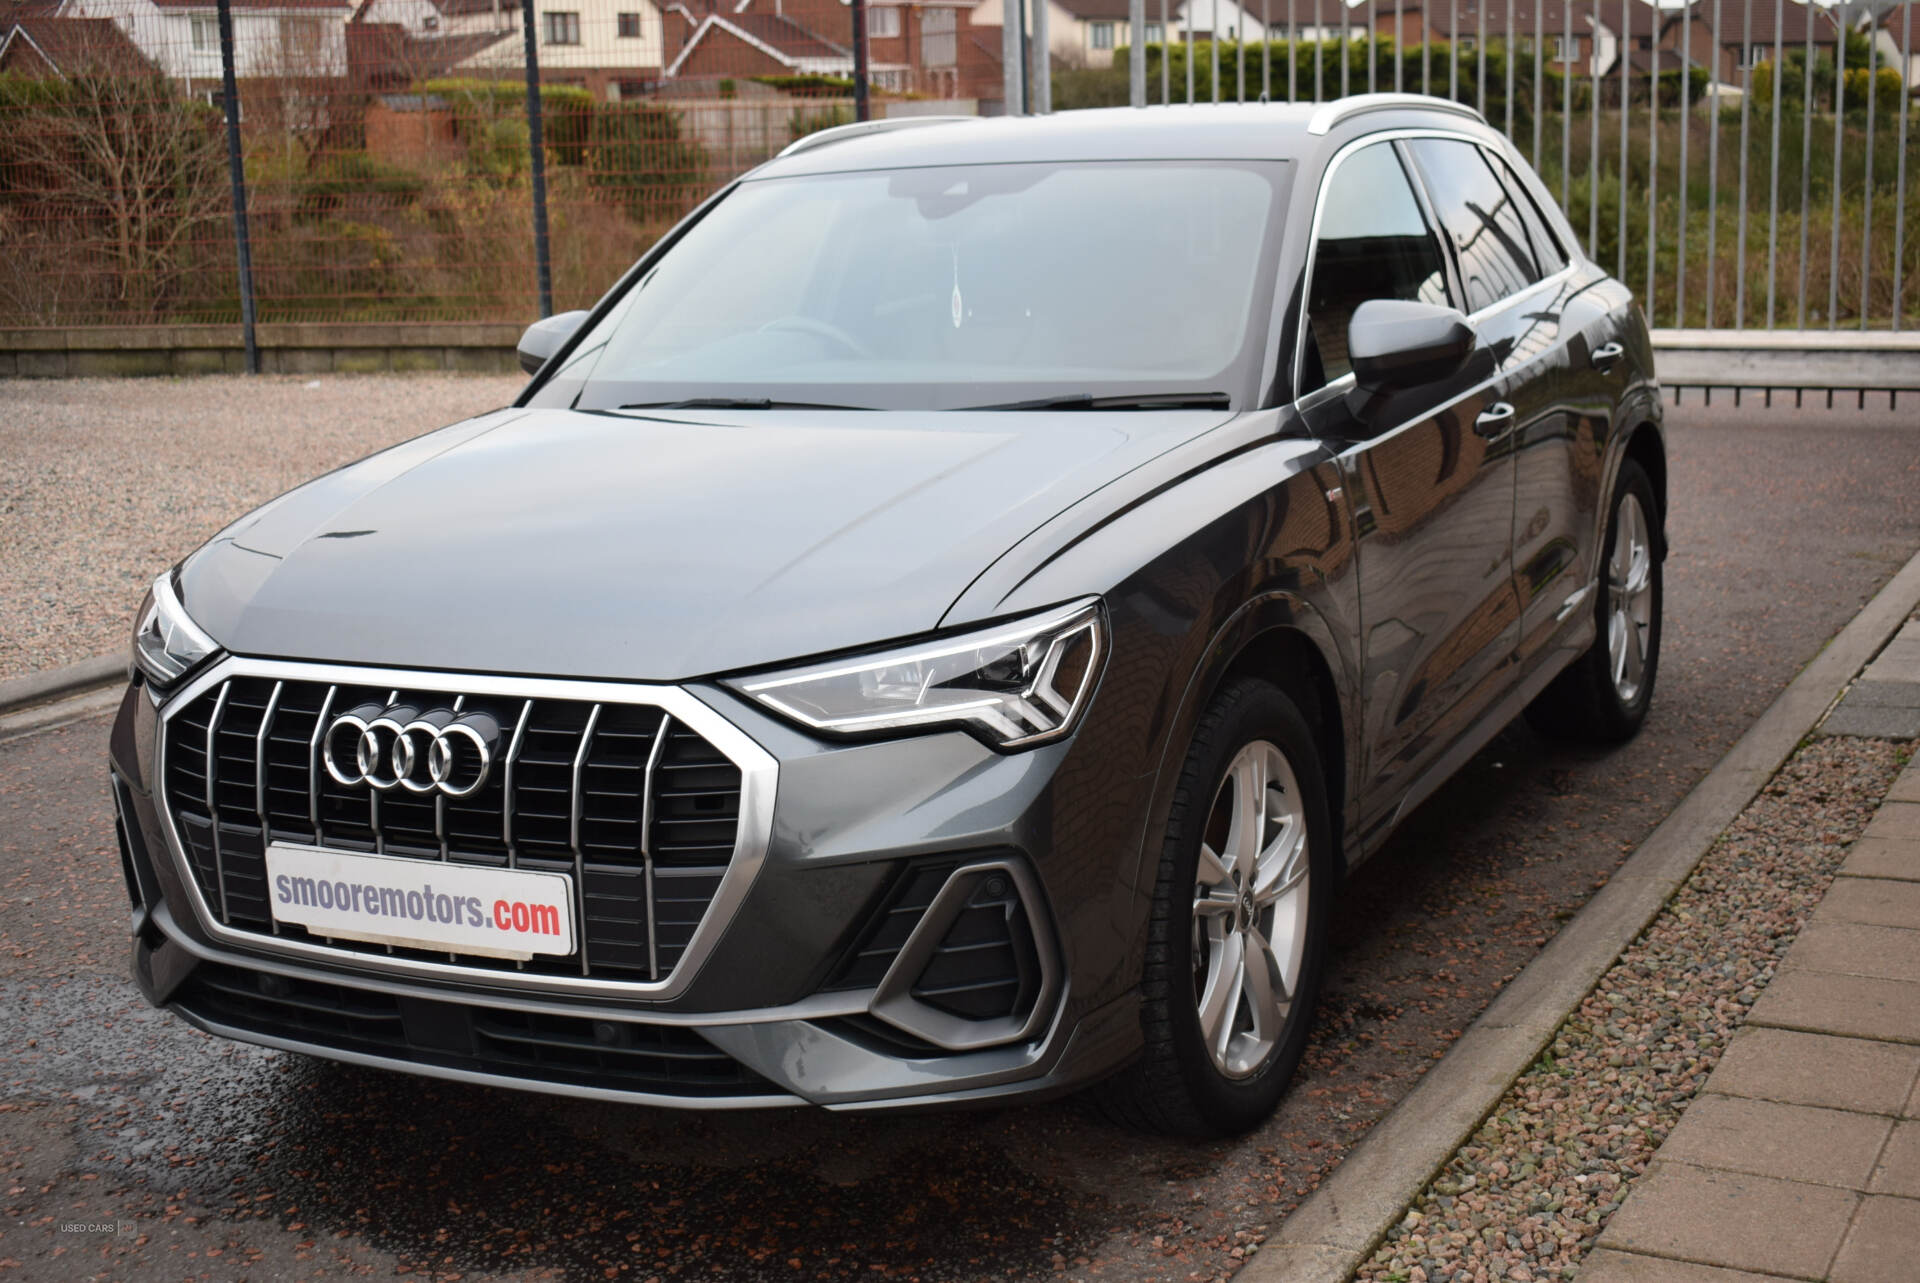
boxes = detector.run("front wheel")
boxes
[1096,678,1334,1137]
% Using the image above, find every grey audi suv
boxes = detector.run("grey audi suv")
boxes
[111,94,1664,1136]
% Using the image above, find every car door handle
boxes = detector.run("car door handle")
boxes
[1473,402,1516,437]
[1591,341,1625,372]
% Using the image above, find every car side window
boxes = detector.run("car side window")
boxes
[1299,142,1452,395]
[1485,148,1569,275]
[1406,137,1542,313]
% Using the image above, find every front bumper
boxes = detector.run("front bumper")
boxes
[110,655,1155,1110]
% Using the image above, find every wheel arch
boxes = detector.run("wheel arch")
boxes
[1621,420,1668,554]
[1133,593,1360,903]
[1214,627,1348,855]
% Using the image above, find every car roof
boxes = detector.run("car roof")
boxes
[752,96,1491,179]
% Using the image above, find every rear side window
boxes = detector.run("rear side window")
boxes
[1487,149,1569,274]
[1299,142,1451,393]
[1406,137,1543,313]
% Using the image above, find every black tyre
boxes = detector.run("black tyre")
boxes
[1524,458,1663,744]
[1096,677,1334,1138]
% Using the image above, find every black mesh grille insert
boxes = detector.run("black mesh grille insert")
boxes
[173,961,773,1097]
[161,676,745,985]
[909,873,1041,1022]
[820,862,957,993]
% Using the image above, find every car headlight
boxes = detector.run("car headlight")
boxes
[132,573,218,689]
[728,598,1105,750]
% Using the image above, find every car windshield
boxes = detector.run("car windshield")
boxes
[539,159,1291,413]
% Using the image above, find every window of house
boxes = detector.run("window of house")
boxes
[189,12,218,53]
[617,11,641,36]
[1552,35,1575,63]
[1406,137,1543,313]
[1299,142,1452,392]
[921,7,955,65]
[1741,42,1769,68]
[543,11,582,45]
[423,13,439,28]
[278,15,324,56]
[867,6,901,38]
[1091,20,1116,49]
[1457,35,1476,51]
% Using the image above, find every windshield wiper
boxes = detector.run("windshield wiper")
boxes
[961,391,1233,412]
[618,397,874,411]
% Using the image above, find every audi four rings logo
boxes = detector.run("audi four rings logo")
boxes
[323,703,502,798]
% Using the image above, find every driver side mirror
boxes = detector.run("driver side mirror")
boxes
[1347,299,1476,393]
[516,309,590,376]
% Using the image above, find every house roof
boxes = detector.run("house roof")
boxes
[1879,1,1917,52]
[147,0,352,8]
[345,18,513,85]
[1409,0,1611,36]
[1659,0,1839,47]
[1050,0,1144,21]
[433,0,520,18]
[729,10,848,57]
[0,14,156,74]
[665,9,850,75]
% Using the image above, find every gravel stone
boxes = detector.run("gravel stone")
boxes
[1354,736,1911,1283]
[0,374,522,682]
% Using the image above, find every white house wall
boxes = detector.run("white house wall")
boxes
[447,0,664,73]
[65,0,349,79]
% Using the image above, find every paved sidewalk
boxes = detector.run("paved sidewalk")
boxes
[1582,620,1920,1283]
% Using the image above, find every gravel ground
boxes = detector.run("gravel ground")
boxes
[1353,735,1911,1283]
[0,374,523,681]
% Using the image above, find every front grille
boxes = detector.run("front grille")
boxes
[174,961,773,1098]
[162,675,745,984]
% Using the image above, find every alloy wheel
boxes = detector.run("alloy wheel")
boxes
[1190,740,1311,1080]
[1607,492,1655,704]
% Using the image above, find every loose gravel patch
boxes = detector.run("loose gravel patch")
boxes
[1352,735,1910,1283]
[0,374,522,682]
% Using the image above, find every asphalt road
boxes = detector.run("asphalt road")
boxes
[4,400,1918,1283]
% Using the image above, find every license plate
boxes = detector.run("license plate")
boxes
[264,843,575,960]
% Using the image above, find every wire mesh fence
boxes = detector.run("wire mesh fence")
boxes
[0,0,1914,336]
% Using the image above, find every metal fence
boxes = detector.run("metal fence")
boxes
[0,0,1913,346]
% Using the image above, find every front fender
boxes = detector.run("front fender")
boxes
[956,425,1362,1011]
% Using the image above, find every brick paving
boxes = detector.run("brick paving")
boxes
[1582,619,1920,1283]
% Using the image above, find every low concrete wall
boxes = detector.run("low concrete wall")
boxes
[0,323,523,378]
[1648,329,1920,393]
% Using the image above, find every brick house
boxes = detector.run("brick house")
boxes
[0,8,157,74]
[1641,0,1845,92]
[355,0,666,98]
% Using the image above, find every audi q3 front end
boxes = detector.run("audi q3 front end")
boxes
[111,98,1666,1136]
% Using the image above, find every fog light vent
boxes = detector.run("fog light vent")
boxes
[907,874,1040,1022]
[865,858,1061,1053]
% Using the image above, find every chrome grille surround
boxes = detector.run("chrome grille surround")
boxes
[152,657,778,1001]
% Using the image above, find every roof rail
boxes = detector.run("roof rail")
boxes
[1305,93,1488,137]
[776,114,972,159]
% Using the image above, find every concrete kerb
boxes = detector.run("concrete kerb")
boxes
[0,652,126,715]
[1241,546,1920,1283]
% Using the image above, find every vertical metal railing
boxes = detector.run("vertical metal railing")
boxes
[1063,0,1912,337]
[1766,0,1784,326]
[11,0,1917,340]
[1896,4,1913,331]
